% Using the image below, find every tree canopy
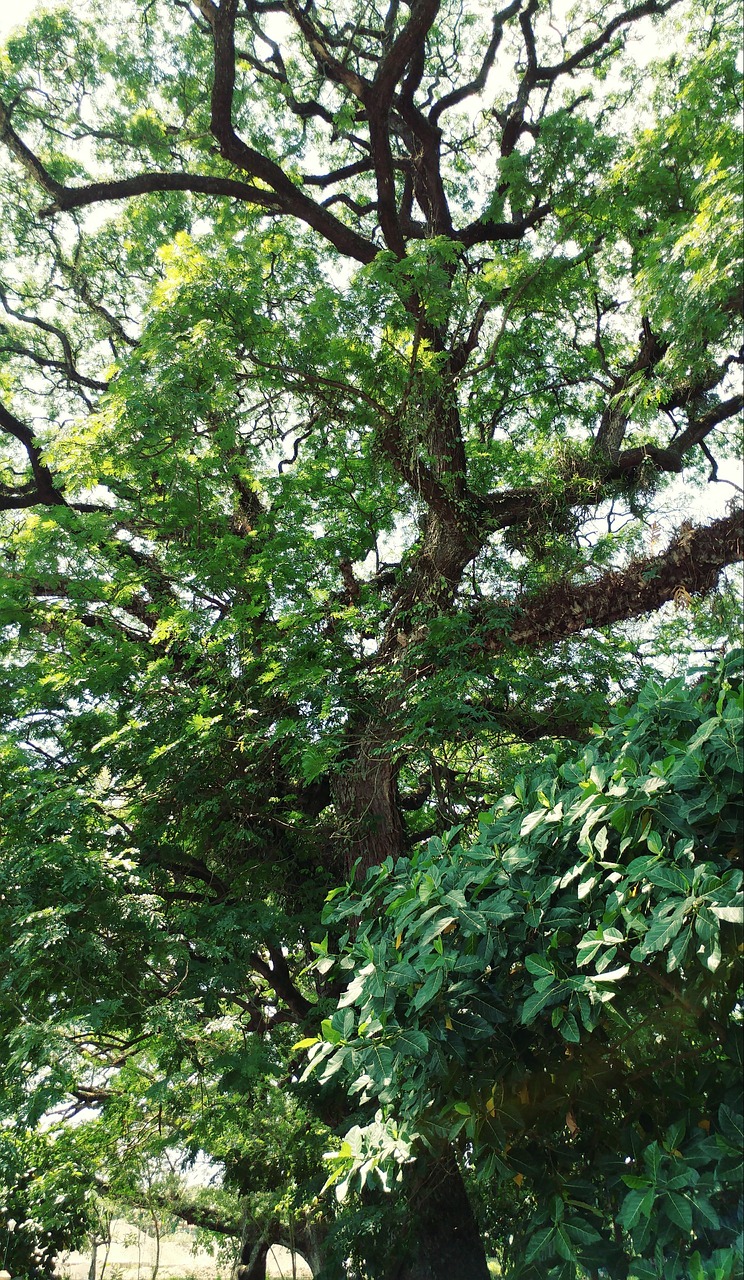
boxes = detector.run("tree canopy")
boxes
[0,0,741,1275]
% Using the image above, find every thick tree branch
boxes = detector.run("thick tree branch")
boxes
[0,97,66,201]
[592,316,667,459]
[0,400,66,508]
[208,0,378,262]
[41,171,284,217]
[282,0,369,97]
[476,393,744,533]
[607,394,744,475]
[479,512,743,651]
[0,286,109,391]
[460,699,590,743]
[249,947,312,1021]
[376,0,441,102]
[97,1179,242,1237]
[456,200,551,247]
[0,339,108,394]
[356,0,445,248]
[1,69,377,264]
[302,159,376,187]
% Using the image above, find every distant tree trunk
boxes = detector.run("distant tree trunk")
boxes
[150,1208,161,1280]
[98,1216,113,1280]
[291,1223,326,1276]
[99,1232,112,1280]
[236,1236,270,1280]
[277,1216,330,1278]
[386,1151,490,1280]
[87,1237,97,1280]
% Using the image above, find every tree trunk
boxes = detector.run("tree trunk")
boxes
[385,1151,490,1280]
[331,726,489,1279]
[236,1238,269,1280]
[99,1221,113,1280]
[332,724,406,876]
[279,1222,327,1277]
[299,1231,325,1277]
[150,1208,161,1280]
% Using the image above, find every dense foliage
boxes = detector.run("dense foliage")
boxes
[312,655,743,1278]
[0,0,741,1274]
[0,1131,92,1280]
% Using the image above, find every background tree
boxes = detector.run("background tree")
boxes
[0,0,741,1275]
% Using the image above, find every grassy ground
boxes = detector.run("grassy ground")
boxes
[55,1220,311,1280]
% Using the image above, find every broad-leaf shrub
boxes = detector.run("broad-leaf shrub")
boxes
[308,653,743,1278]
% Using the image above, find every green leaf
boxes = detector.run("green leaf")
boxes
[411,966,444,1010]
[292,1036,321,1050]
[718,1104,744,1150]
[577,936,604,966]
[419,915,457,946]
[395,1029,429,1057]
[559,1012,580,1042]
[693,1196,720,1231]
[619,1187,655,1230]
[663,1191,693,1233]
[524,1225,555,1263]
[687,718,721,752]
[646,829,664,855]
[554,1223,578,1262]
[712,904,744,923]
[628,1262,658,1280]
[522,985,561,1023]
[321,1018,343,1045]
[592,965,629,983]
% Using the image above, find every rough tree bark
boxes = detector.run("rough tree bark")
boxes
[236,1238,270,1280]
[386,1152,490,1280]
[332,724,407,875]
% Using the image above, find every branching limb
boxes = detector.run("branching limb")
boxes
[0,400,66,509]
[430,0,523,125]
[209,0,378,260]
[535,0,683,83]
[0,287,109,392]
[96,1178,243,1237]
[249,947,312,1021]
[0,57,377,263]
[476,392,743,533]
[477,511,743,652]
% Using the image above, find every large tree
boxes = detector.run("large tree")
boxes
[0,0,741,1275]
